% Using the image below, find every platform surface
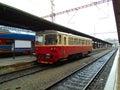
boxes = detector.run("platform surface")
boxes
[0,55,36,67]
[104,48,120,90]
[117,50,120,90]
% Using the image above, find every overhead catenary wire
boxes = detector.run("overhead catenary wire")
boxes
[42,0,112,18]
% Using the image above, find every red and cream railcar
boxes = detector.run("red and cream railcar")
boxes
[35,30,92,64]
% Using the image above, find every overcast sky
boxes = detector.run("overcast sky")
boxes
[0,0,118,40]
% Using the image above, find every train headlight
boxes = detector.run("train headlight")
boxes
[50,47,56,51]
[45,54,52,59]
[35,48,38,50]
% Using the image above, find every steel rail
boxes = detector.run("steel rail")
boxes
[83,49,117,90]
[0,63,51,84]
[0,49,112,84]
[46,49,117,90]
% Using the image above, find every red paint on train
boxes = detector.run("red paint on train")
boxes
[35,45,92,64]
[0,39,6,45]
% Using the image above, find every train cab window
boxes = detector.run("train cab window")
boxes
[45,34,57,45]
[36,35,44,45]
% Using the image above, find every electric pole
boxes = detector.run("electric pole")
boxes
[50,0,55,22]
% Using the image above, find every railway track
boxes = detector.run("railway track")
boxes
[46,49,117,90]
[0,49,112,84]
[0,64,51,84]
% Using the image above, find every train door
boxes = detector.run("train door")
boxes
[61,35,68,58]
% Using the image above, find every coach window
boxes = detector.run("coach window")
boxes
[77,38,79,45]
[64,37,66,45]
[68,37,70,45]
[6,39,14,45]
[82,40,84,45]
[79,39,81,45]
[74,38,76,45]
[68,37,72,45]
[88,40,90,45]
[86,40,88,45]
[71,37,73,45]
[85,40,87,45]
[58,35,61,44]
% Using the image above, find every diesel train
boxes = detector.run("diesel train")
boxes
[35,30,92,64]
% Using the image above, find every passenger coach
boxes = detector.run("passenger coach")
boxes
[0,25,35,54]
[35,30,92,64]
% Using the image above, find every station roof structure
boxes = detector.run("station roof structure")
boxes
[0,2,112,44]
[112,0,120,43]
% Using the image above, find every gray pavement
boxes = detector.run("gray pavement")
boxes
[0,55,36,67]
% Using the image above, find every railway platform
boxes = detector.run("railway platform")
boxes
[104,48,120,90]
[0,55,36,75]
[0,55,36,67]
[117,52,120,90]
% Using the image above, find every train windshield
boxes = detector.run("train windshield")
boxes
[36,35,44,45]
[45,34,57,45]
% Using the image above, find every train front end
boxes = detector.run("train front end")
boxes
[35,32,62,64]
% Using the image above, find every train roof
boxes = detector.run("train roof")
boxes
[37,30,92,40]
[0,33,35,40]
[0,25,35,35]
[37,30,62,34]
[0,27,9,33]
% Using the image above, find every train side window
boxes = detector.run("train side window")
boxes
[83,40,85,45]
[64,37,66,45]
[73,38,75,45]
[6,39,14,45]
[77,39,79,45]
[85,40,87,45]
[87,40,89,45]
[88,41,90,45]
[74,38,78,45]
[69,37,73,45]
[77,38,79,45]
[71,37,73,45]
[82,40,84,45]
[87,40,88,45]
[79,39,81,45]
[58,35,61,44]
[86,40,87,45]
[68,37,71,45]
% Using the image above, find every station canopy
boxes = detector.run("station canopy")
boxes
[0,2,112,45]
[112,0,120,43]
